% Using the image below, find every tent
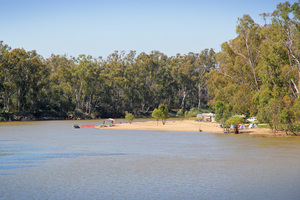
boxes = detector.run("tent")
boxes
[101,118,115,127]
[239,124,246,129]
[197,113,202,119]
[230,124,235,129]
[248,123,258,128]
[106,118,115,125]
[107,118,115,123]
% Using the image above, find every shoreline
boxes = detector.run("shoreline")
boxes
[95,120,290,136]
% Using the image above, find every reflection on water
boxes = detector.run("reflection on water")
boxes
[0,120,300,200]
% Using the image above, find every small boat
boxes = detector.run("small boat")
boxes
[80,124,95,128]
[73,124,80,129]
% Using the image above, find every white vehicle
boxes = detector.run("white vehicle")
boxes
[247,117,257,122]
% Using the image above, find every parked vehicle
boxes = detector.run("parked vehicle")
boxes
[247,117,257,122]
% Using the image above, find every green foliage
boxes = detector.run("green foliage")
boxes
[258,124,271,129]
[199,107,214,114]
[152,108,162,125]
[158,104,169,125]
[214,101,231,124]
[279,108,294,133]
[176,109,184,119]
[150,105,168,125]
[225,116,244,126]
[0,39,217,120]
[187,107,199,117]
[125,111,135,124]
[184,111,188,118]
[293,97,300,120]
[225,116,244,134]
[207,1,300,134]
[168,111,177,118]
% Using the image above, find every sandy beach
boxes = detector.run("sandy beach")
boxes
[95,120,283,136]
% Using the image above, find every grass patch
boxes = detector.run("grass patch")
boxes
[258,124,271,129]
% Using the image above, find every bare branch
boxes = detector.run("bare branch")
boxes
[291,79,300,96]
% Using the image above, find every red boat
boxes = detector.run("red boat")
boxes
[80,124,95,128]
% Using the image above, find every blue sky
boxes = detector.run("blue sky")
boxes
[0,0,294,59]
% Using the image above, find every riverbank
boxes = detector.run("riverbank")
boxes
[95,120,288,136]
[0,111,68,121]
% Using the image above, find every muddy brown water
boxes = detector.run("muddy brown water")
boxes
[1,120,300,200]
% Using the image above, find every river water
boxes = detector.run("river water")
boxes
[0,120,300,200]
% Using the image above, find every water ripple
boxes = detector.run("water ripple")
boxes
[0,142,127,172]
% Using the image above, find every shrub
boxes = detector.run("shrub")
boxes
[158,104,169,125]
[176,109,184,119]
[152,108,162,125]
[125,111,135,124]
[188,107,199,117]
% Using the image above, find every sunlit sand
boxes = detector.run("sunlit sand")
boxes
[95,120,282,136]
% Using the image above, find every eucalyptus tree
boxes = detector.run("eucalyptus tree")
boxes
[170,53,197,112]
[170,51,215,112]
[149,51,172,107]
[207,14,262,116]
[271,1,300,96]
[122,51,139,113]
[255,1,300,132]
[3,48,48,112]
[134,51,172,112]
[6,48,28,111]
[76,54,103,116]
[102,51,129,115]
[0,42,12,112]
[134,52,156,112]
[46,54,77,115]
[208,1,300,133]
[25,50,49,112]
[235,14,262,92]
[196,48,216,109]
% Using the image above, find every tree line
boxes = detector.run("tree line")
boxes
[1,1,299,135]
[0,42,216,119]
[208,1,300,134]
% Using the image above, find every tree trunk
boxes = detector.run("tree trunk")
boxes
[141,103,145,112]
[291,79,299,97]
[198,83,201,109]
[3,94,10,112]
[17,88,21,112]
[75,80,83,111]
[88,94,92,115]
[235,127,239,134]
[181,90,186,111]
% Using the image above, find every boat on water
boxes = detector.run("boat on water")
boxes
[80,124,95,128]
[73,124,80,129]
[73,124,96,129]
